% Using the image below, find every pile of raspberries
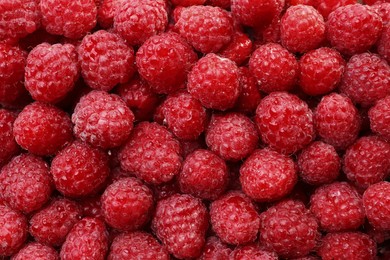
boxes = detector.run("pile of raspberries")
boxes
[1,0,390,259]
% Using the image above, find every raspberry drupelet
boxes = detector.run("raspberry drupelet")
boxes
[218,31,253,66]
[378,25,390,64]
[97,0,119,29]
[231,0,279,28]
[0,110,20,167]
[369,95,390,141]
[363,181,390,230]
[198,236,232,260]
[230,244,278,260]
[11,242,59,260]
[234,67,262,114]
[315,0,356,19]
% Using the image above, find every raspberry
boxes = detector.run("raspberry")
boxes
[234,67,262,114]
[230,244,278,260]
[153,180,180,201]
[29,198,82,246]
[199,236,232,260]
[314,93,361,149]
[259,200,319,258]
[187,54,240,111]
[315,0,356,19]
[13,102,73,156]
[231,0,279,28]
[343,136,390,188]
[298,47,345,96]
[97,0,118,28]
[378,24,390,63]
[108,231,169,260]
[25,43,79,103]
[340,53,390,106]
[363,181,390,230]
[60,217,109,260]
[254,92,315,154]
[240,149,298,201]
[77,30,135,92]
[136,33,197,94]
[12,242,59,260]
[152,194,209,259]
[119,122,182,185]
[205,113,258,161]
[249,43,299,93]
[171,0,206,6]
[51,141,110,197]
[207,0,231,9]
[280,5,325,53]
[0,110,19,167]
[114,0,168,46]
[179,149,228,200]
[218,31,253,65]
[40,0,97,39]
[372,2,390,22]
[318,232,377,260]
[369,96,390,140]
[210,191,260,245]
[176,5,234,53]
[101,177,153,231]
[78,196,103,220]
[326,4,383,55]
[310,182,365,232]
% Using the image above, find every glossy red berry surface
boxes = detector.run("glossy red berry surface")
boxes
[363,181,390,230]
[12,242,59,260]
[231,0,279,28]
[369,95,390,140]
[0,109,19,166]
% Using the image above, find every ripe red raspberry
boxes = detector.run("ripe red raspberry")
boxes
[231,0,279,28]
[234,67,262,114]
[326,4,383,55]
[316,0,356,19]
[240,149,298,201]
[259,200,319,258]
[29,198,82,246]
[12,242,59,260]
[97,0,118,28]
[343,136,390,188]
[318,232,377,260]
[152,194,209,259]
[298,47,345,96]
[40,0,97,39]
[230,244,278,260]
[199,236,232,260]
[51,141,110,197]
[13,102,73,156]
[310,182,365,232]
[340,53,390,106]
[249,43,299,93]
[254,92,315,154]
[378,25,390,63]
[298,141,340,185]
[176,5,234,53]
[210,191,259,245]
[25,43,79,103]
[208,0,231,9]
[219,31,253,65]
[136,33,197,94]
[114,0,168,46]
[0,110,19,167]
[363,181,390,230]
[172,0,206,6]
[72,91,135,149]
[78,30,135,92]
[179,149,228,200]
[206,113,258,161]
[78,196,103,220]
[108,231,169,260]
[101,177,153,231]
[187,54,240,111]
[60,217,109,260]
[369,96,390,141]
[119,122,182,185]
[314,93,361,149]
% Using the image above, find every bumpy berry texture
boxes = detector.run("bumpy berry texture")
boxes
[77,30,135,92]
[25,43,79,103]
[72,90,135,149]
[13,102,73,156]
[230,244,278,260]
[152,194,209,259]
[0,110,19,166]
[255,92,315,154]
[12,242,59,260]
[210,191,259,245]
[97,0,118,28]
[171,0,206,6]
[378,25,390,63]
[119,122,182,185]
[231,0,279,28]
[343,136,390,188]
[176,5,233,53]
[219,31,253,65]
[234,67,262,114]
[198,236,232,260]
[315,0,356,19]
[51,141,110,197]
[363,181,390,230]
[40,0,97,39]
[187,54,240,111]
[208,0,231,9]
[369,96,390,140]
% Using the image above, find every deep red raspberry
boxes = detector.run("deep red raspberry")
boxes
[25,43,79,103]
[219,31,253,65]
[316,0,356,19]
[326,4,382,55]
[78,196,103,220]
[318,232,377,260]
[255,92,315,154]
[119,122,182,185]
[372,2,390,21]
[340,53,390,106]
[259,200,319,258]
[256,16,282,44]
[40,0,97,39]
[343,136,390,188]
[369,96,390,141]
[207,0,231,9]
[314,93,361,150]
[97,0,118,28]
[231,0,279,28]
[363,181,390,230]
[29,198,82,246]
[299,47,345,96]
[176,5,233,53]
[108,231,169,260]
[240,149,298,201]
[249,43,299,93]
[234,67,262,114]
[60,217,109,260]
[152,194,209,259]
[365,0,390,4]
[179,149,228,200]
[206,113,258,161]
[171,0,206,6]
[289,0,316,6]
[51,141,110,197]
[187,54,240,110]
[199,236,232,260]
[12,242,59,260]
[0,110,19,167]
[230,244,278,260]
[153,180,181,201]
[13,102,73,156]
[114,0,168,46]
[378,25,390,64]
